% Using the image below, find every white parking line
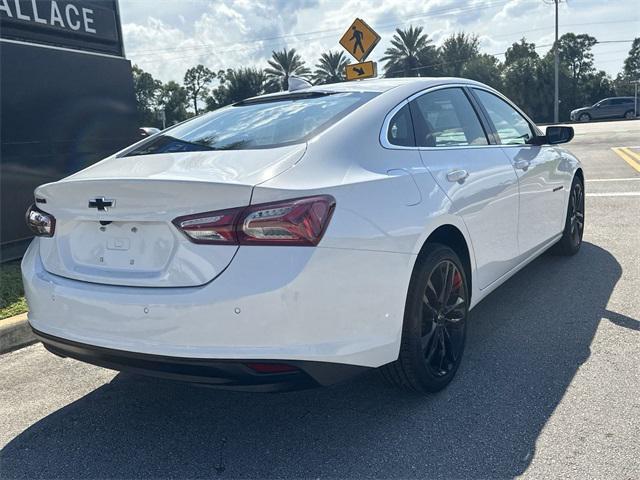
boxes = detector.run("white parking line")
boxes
[587,178,640,182]
[586,192,640,197]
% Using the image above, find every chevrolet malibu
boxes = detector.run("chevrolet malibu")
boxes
[22,78,584,394]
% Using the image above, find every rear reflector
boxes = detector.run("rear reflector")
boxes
[244,363,299,374]
[173,195,335,246]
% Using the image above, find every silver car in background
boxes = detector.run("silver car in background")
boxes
[570,97,638,122]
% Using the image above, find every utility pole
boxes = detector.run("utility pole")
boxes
[553,0,560,123]
[634,80,639,118]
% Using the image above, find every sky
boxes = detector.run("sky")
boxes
[119,0,640,83]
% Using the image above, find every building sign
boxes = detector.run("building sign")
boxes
[0,0,123,56]
[339,18,381,63]
[345,60,377,81]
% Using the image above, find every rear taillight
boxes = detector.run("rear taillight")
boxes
[25,204,56,237]
[173,195,335,246]
[172,207,243,245]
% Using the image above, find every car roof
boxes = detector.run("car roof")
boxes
[244,77,484,101]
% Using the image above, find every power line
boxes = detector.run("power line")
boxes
[130,12,637,69]
[128,0,513,56]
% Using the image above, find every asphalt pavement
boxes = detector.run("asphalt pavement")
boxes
[1,120,639,479]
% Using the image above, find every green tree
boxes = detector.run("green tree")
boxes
[158,81,189,126]
[557,33,597,83]
[439,33,480,77]
[505,38,539,65]
[555,33,598,113]
[211,68,275,107]
[131,65,162,126]
[313,51,349,84]
[381,25,438,77]
[265,48,311,90]
[184,64,215,115]
[615,37,640,96]
[623,37,640,79]
[502,39,544,119]
[582,70,616,104]
[462,54,502,90]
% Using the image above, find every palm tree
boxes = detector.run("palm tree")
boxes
[439,33,480,77]
[381,26,438,78]
[213,68,273,106]
[313,51,349,84]
[265,48,311,90]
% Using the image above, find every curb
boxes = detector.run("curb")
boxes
[0,313,37,354]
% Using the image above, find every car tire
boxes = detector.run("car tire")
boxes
[579,113,591,122]
[381,244,469,394]
[624,110,636,120]
[551,176,585,256]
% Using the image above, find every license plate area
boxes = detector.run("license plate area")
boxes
[66,221,175,273]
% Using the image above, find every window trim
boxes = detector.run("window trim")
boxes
[380,83,542,151]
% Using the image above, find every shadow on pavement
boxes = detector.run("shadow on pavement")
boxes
[1,242,632,479]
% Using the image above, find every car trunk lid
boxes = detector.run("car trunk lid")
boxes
[34,146,305,287]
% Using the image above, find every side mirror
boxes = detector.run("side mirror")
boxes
[544,126,574,145]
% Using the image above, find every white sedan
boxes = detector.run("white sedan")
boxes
[22,78,583,393]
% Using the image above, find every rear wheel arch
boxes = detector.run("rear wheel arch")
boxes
[416,224,473,301]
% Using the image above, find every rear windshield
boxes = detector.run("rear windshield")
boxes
[125,91,378,156]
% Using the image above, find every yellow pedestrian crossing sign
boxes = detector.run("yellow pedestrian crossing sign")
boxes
[339,18,381,62]
[345,61,377,81]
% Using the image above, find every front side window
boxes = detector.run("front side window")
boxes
[474,89,534,145]
[125,92,378,156]
[409,88,488,148]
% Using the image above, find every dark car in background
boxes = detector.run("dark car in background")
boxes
[570,97,638,122]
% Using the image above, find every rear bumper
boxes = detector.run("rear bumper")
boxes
[33,328,368,391]
[22,238,414,368]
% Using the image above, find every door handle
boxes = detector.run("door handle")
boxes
[446,169,469,184]
[513,159,530,171]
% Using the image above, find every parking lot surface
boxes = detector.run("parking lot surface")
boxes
[1,120,639,479]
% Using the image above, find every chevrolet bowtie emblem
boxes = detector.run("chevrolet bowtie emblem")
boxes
[88,197,115,211]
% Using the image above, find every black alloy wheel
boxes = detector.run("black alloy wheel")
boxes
[380,244,468,394]
[568,180,585,249]
[420,260,466,378]
[552,175,585,256]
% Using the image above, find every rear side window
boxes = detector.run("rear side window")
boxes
[387,104,415,147]
[409,88,488,148]
[125,92,378,156]
[473,89,534,145]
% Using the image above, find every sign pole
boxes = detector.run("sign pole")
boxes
[553,0,560,123]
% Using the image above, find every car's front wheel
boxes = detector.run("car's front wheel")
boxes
[381,244,468,394]
[579,113,591,122]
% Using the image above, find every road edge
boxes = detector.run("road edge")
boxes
[0,313,36,354]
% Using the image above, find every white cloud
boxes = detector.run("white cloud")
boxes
[120,0,639,82]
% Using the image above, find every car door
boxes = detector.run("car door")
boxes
[470,88,566,257]
[593,99,615,119]
[614,98,633,118]
[409,87,520,290]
